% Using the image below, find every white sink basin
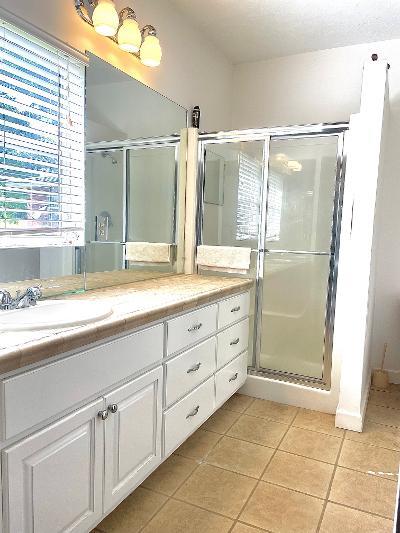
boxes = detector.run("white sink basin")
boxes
[0,300,113,332]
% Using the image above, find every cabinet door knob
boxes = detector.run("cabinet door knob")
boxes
[187,362,202,373]
[230,338,240,346]
[186,405,200,419]
[231,306,241,313]
[108,404,118,414]
[229,372,239,382]
[188,323,202,332]
[98,409,109,420]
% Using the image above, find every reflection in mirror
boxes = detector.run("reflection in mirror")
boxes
[0,47,187,299]
[86,53,187,142]
[86,150,124,243]
[127,146,177,244]
[83,53,187,290]
[0,247,84,298]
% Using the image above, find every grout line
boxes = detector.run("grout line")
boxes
[227,407,297,532]
[102,397,400,532]
[139,418,228,530]
[316,422,350,531]
[318,500,397,522]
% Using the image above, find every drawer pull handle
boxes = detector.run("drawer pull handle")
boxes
[230,338,240,346]
[229,373,239,382]
[108,404,118,414]
[187,362,202,373]
[188,323,202,332]
[186,405,200,419]
[98,409,109,421]
[231,306,241,313]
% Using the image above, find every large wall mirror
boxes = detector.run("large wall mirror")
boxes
[0,52,187,296]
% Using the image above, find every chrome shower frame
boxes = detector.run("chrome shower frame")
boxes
[197,123,348,389]
[86,135,181,272]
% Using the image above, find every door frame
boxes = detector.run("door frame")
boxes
[197,123,348,389]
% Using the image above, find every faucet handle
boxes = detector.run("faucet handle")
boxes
[0,289,12,310]
[26,286,42,305]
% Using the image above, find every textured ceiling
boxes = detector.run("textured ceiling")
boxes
[170,0,400,63]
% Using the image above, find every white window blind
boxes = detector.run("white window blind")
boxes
[236,152,262,241]
[0,20,85,248]
[265,173,283,241]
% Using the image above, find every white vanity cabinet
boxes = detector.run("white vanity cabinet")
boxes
[103,367,163,512]
[2,399,104,533]
[0,289,250,533]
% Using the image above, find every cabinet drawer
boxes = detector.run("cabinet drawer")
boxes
[218,292,250,330]
[215,352,247,408]
[217,318,249,369]
[167,304,217,356]
[166,337,216,407]
[164,376,215,455]
[1,324,164,440]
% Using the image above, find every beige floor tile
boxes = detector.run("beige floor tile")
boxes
[320,502,394,533]
[339,439,400,480]
[227,414,288,448]
[345,420,400,451]
[232,523,263,533]
[369,389,400,409]
[372,383,400,393]
[96,487,167,533]
[174,429,221,460]
[240,481,324,533]
[142,499,233,533]
[141,455,197,495]
[263,450,334,498]
[206,435,274,478]
[245,398,298,424]
[366,404,400,427]
[201,409,240,434]
[293,409,344,437]
[221,393,254,413]
[329,467,397,518]
[279,426,342,463]
[175,464,256,519]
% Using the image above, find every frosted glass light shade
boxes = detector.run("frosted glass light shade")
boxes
[118,18,142,53]
[92,0,119,36]
[140,35,162,67]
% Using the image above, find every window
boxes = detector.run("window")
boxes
[0,20,85,248]
[236,152,262,241]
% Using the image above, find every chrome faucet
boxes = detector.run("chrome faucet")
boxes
[0,286,42,311]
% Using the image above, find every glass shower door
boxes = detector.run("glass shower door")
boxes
[257,135,343,382]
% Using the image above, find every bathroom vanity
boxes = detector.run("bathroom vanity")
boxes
[0,275,251,533]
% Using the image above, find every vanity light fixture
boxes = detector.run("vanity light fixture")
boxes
[74,0,162,67]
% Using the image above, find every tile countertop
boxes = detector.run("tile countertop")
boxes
[0,274,253,376]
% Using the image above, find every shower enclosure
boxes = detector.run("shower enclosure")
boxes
[85,135,181,277]
[197,124,347,388]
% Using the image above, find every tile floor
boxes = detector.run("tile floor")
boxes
[93,386,400,533]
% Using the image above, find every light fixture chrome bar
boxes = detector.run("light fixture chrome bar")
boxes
[73,0,159,62]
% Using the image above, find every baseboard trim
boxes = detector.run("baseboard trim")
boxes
[335,377,370,432]
[388,370,400,384]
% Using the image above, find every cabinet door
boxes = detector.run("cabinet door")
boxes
[103,367,163,512]
[2,399,104,533]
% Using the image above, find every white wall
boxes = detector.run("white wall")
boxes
[231,39,400,378]
[0,0,233,131]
